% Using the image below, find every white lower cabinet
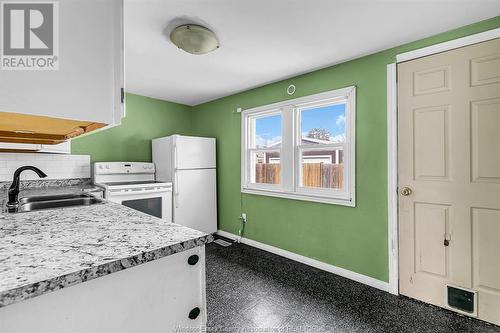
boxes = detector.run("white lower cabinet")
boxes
[0,246,206,333]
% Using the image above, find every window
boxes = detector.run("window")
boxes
[248,111,282,188]
[241,86,355,206]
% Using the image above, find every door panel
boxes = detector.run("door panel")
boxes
[398,37,500,326]
[472,208,500,291]
[471,53,500,86]
[174,169,217,234]
[472,208,500,324]
[175,136,216,169]
[413,106,450,180]
[471,98,500,182]
[413,66,451,95]
[414,203,449,277]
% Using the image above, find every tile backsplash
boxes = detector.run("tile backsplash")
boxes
[0,153,90,182]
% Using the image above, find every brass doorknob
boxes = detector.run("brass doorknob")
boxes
[401,187,413,196]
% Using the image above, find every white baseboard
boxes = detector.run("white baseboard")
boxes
[217,230,390,293]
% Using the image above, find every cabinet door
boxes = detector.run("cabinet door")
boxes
[0,0,124,126]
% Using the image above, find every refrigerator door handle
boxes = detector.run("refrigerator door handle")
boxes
[173,142,179,208]
[173,142,178,171]
[174,143,178,165]
[174,170,179,208]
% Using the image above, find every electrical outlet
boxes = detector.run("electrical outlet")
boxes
[241,213,247,223]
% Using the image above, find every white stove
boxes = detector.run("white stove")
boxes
[93,162,172,222]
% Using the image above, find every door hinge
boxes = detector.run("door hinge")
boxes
[120,88,124,104]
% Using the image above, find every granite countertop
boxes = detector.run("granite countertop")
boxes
[0,181,213,308]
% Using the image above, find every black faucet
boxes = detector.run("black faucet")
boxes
[7,166,47,208]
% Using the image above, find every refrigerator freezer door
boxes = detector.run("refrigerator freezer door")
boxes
[175,136,216,170]
[174,168,217,234]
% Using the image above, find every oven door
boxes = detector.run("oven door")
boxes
[106,188,172,222]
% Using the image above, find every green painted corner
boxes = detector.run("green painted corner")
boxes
[72,16,500,283]
[71,93,193,162]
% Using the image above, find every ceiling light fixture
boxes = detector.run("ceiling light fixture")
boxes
[170,24,219,55]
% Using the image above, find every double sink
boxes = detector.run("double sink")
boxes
[3,166,103,214]
[8,193,102,213]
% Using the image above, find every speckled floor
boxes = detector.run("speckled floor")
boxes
[205,241,500,333]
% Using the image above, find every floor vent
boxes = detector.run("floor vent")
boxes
[447,285,477,316]
[213,238,233,247]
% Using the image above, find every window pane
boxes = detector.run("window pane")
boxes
[300,103,346,144]
[300,148,344,189]
[253,113,282,148]
[251,151,281,184]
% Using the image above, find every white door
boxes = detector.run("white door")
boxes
[398,38,500,325]
[174,169,217,234]
[175,136,216,169]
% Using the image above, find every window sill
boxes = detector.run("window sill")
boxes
[241,187,356,207]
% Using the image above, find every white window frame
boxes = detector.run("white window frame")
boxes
[243,108,283,192]
[302,155,333,164]
[241,86,356,207]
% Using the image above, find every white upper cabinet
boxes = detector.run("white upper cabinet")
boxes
[0,0,124,125]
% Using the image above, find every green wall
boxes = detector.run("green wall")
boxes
[190,16,500,282]
[72,93,192,162]
[73,17,500,283]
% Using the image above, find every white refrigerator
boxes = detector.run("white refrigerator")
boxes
[152,135,217,234]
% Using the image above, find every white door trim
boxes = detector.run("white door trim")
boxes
[396,27,500,63]
[387,27,500,297]
[387,63,398,295]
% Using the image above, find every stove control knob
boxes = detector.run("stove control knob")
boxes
[98,165,103,169]
[105,165,110,169]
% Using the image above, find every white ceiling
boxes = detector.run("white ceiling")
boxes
[125,0,500,106]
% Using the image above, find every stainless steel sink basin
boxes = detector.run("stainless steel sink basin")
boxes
[13,193,102,213]
[18,193,95,204]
